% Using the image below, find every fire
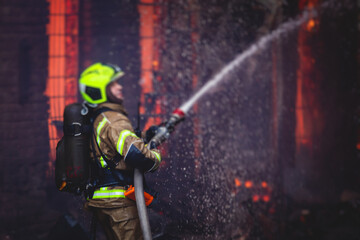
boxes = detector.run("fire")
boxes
[252,195,260,202]
[296,0,321,151]
[234,178,242,187]
[357,143,360,150]
[306,19,317,31]
[261,181,268,188]
[244,181,253,188]
[46,0,79,176]
[262,195,270,202]
[138,0,155,115]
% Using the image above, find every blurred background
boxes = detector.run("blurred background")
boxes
[0,0,359,239]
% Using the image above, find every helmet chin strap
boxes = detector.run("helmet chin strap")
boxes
[106,85,123,105]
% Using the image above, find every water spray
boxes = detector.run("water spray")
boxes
[135,8,317,240]
[179,9,316,114]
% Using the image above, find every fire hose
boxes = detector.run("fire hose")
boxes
[134,108,185,240]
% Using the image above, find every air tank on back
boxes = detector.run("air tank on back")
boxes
[55,103,91,193]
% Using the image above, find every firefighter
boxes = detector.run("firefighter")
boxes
[79,62,161,240]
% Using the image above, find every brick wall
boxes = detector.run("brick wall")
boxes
[0,0,141,238]
[0,0,51,238]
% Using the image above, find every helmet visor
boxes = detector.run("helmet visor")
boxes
[111,71,125,83]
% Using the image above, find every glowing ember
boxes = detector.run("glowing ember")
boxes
[262,195,270,202]
[234,178,242,187]
[357,143,360,150]
[306,19,316,31]
[252,195,260,202]
[244,181,253,188]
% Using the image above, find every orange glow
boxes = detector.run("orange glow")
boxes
[306,19,316,31]
[296,0,321,151]
[144,117,156,132]
[234,178,242,187]
[46,0,78,176]
[139,2,155,116]
[299,0,319,10]
[244,181,253,188]
[252,195,260,202]
[261,181,268,188]
[155,99,162,125]
[262,195,270,202]
[191,11,201,160]
[46,0,66,167]
[356,142,360,150]
[138,0,164,137]
[139,1,167,135]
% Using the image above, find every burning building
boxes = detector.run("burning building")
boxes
[0,0,359,239]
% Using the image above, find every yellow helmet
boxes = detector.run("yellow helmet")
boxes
[78,62,124,104]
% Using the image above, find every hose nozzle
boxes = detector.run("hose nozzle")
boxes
[165,108,185,133]
[149,108,186,148]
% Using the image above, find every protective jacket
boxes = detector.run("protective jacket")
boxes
[87,102,161,208]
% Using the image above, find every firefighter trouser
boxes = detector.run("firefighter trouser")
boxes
[92,205,143,240]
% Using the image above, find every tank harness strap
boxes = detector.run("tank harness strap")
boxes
[90,107,133,188]
[91,133,132,187]
[91,107,113,122]
[91,107,122,168]
[63,122,91,136]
